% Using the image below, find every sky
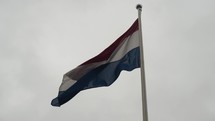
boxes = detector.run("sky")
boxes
[0,0,215,121]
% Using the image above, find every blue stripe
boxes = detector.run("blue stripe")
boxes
[51,47,140,106]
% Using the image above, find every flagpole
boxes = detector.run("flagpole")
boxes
[136,4,148,121]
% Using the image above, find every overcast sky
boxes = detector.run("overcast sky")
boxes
[1,0,215,121]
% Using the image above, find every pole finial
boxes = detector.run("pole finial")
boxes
[136,4,142,10]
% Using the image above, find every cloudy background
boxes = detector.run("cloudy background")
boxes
[1,0,215,121]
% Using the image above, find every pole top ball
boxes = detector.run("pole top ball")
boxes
[136,4,142,10]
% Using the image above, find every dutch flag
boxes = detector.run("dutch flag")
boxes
[51,19,140,107]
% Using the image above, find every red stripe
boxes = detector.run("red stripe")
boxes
[80,19,138,66]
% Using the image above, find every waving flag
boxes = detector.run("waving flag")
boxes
[51,19,140,107]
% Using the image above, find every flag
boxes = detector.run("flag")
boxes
[51,19,140,107]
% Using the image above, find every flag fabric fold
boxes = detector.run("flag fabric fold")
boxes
[51,19,140,107]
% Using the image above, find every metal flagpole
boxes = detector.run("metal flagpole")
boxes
[136,4,148,121]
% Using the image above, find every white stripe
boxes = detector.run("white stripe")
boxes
[109,31,139,62]
[59,30,139,91]
[59,75,77,91]
[59,62,106,91]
